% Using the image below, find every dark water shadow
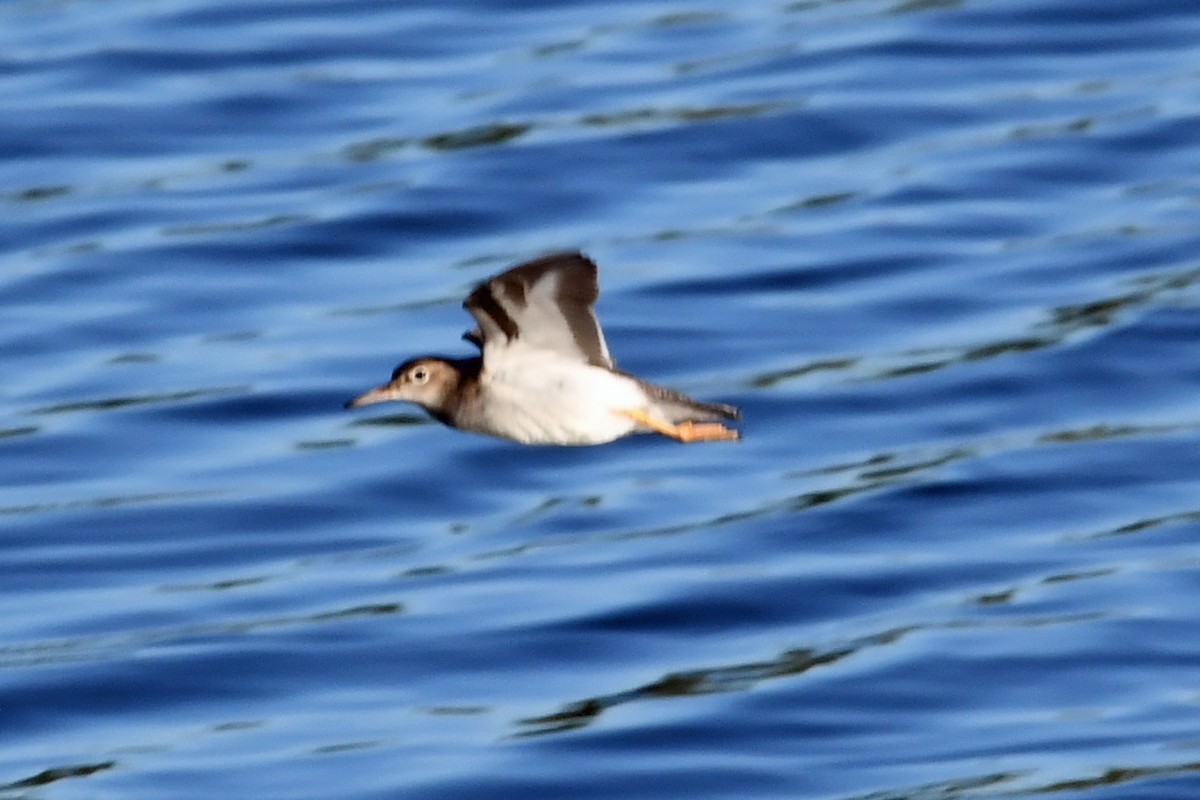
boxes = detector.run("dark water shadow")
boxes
[0,603,402,670]
[749,264,1200,389]
[516,626,917,737]
[28,386,248,416]
[0,760,115,792]
[0,489,223,519]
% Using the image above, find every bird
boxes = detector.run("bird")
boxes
[345,251,741,445]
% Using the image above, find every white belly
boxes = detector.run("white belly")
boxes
[473,354,647,445]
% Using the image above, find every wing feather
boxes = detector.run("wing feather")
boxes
[463,252,614,369]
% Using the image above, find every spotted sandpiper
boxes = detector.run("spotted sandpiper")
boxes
[345,252,741,445]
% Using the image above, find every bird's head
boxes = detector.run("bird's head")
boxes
[345,357,462,412]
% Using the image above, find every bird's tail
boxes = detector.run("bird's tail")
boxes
[643,383,741,423]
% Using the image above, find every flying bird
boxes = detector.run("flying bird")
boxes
[345,252,741,445]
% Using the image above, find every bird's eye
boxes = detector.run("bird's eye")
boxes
[410,367,428,384]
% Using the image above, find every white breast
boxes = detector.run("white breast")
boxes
[472,351,647,445]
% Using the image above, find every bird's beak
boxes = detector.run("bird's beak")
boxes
[344,383,397,409]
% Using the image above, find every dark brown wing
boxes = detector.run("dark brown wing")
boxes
[463,251,614,369]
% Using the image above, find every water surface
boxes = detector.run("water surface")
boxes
[3,1,1200,798]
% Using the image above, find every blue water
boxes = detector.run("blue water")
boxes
[3,0,1200,797]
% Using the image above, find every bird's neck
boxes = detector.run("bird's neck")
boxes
[448,356,483,380]
[429,357,483,427]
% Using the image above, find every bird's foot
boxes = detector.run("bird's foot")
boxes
[619,409,740,443]
[676,420,740,442]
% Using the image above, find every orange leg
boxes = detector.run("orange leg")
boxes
[620,409,739,443]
